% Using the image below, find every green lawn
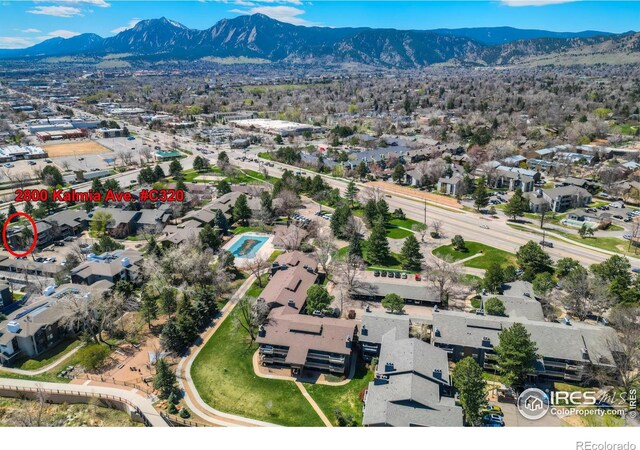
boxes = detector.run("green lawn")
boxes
[232,226,261,235]
[245,274,269,298]
[305,360,374,426]
[268,250,284,263]
[190,316,325,426]
[385,226,412,239]
[14,338,81,371]
[389,218,423,229]
[433,241,516,270]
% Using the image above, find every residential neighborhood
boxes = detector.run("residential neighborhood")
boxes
[0,5,637,449]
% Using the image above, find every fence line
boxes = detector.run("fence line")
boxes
[75,373,154,395]
[0,384,159,427]
[160,412,210,427]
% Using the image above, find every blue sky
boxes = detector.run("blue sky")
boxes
[0,1,638,49]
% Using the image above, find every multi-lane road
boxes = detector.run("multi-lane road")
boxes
[10,90,638,268]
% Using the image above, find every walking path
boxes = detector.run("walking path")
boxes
[294,381,333,427]
[0,345,81,376]
[0,377,168,427]
[175,274,281,427]
[451,253,483,266]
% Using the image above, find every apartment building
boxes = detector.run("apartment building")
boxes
[257,307,357,375]
[431,309,619,383]
[526,186,592,213]
[362,329,463,427]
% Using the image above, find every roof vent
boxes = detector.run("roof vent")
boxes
[287,299,296,307]
[258,325,266,338]
[361,324,367,336]
[7,321,21,333]
[434,327,441,338]
[121,257,131,267]
[581,347,589,360]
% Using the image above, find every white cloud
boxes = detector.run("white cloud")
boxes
[0,37,37,49]
[500,0,578,6]
[230,5,316,26]
[21,28,42,33]
[46,29,81,38]
[111,18,141,34]
[27,6,83,17]
[31,0,110,7]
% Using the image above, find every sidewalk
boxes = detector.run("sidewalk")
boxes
[175,274,281,427]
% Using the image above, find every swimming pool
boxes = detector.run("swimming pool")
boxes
[228,235,269,258]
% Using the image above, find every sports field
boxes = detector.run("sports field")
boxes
[42,141,109,157]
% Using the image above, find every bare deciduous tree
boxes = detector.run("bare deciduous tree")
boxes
[425,256,461,307]
[234,297,270,344]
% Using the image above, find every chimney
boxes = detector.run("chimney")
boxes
[482,336,491,347]
[384,362,395,372]
[287,299,296,308]
[346,336,352,348]
[434,327,441,338]
[433,368,443,379]
[563,316,571,326]
[258,325,266,338]
[361,324,368,336]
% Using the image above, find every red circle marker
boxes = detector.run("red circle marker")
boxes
[2,212,38,258]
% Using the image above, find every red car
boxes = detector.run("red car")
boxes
[415,273,422,281]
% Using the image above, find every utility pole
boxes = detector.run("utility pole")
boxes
[542,229,546,247]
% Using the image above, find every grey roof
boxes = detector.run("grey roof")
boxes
[359,311,410,345]
[484,281,545,322]
[351,280,440,303]
[93,207,140,226]
[362,330,462,427]
[483,296,544,322]
[543,185,591,199]
[44,209,88,229]
[363,374,462,427]
[378,329,451,381]
[136,208,171,226]
[432,310,619,367]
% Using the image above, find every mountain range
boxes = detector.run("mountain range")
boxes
[0,14,638,68]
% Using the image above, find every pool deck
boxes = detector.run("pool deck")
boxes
[223,232,274,268]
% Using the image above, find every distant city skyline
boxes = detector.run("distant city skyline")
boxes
[0,1,638,49]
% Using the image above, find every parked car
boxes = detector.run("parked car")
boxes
[127,136,135,140]
[27,161,36,165]
[482,406,504,416]
[613,215,624,220]
[482,414,505,425]
[54,241,64,247]
[374,270,380,277]
[401,273,407,279]
[415,273,422,281]
[381,271,387,277]
[539,240,554,248]
[3,163,13,168]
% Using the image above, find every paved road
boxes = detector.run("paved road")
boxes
[23,91,635,268]
[0,377,168,427]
